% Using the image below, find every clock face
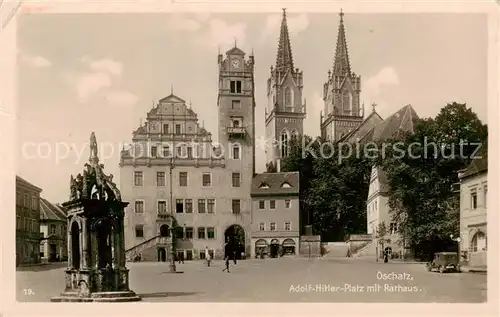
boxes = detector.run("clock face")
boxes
[231,59,240,69]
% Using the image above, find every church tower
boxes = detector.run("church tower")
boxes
[265,8,306,171]
[320,10,363,142]
[217,44,256,177]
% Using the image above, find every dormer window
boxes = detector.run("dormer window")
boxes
[281,182,292,188]
[258,183,270,189]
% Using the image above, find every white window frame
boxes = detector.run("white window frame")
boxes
[207,198,216,214]
[284,199,291,209]
[156,171,166,187]
[231,172,241,188]
[157,199,167,214]
[284,222,291,231]
[231,144,241,160]
[270,222,276,231]
[134,199,145,214]
[470,189,478,210]
[134,171,144,187]
[270,200,276,209]
[259,222,265,231]
[258,200,265,209]
[202,173,212,187]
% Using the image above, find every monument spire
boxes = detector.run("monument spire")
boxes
[275,8,294,73]
[332,9,351,76]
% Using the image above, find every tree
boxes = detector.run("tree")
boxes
[378,102,487,259]
[281,135,319,234]
[304,141,372,241]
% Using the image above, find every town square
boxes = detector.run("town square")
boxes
[11,6,489,304]
[17,257,486,302]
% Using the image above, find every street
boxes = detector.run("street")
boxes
[17,257,486,303]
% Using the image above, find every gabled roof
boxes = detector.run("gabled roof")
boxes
[159,94,186,104]
[226,46,246,56]
[365,105,419,196]
[251,172,299,197]
[371,104,419,142]
[341,110,384,143]
[16,175,42,192]
[40,198,66,221]
[460,143,488,179]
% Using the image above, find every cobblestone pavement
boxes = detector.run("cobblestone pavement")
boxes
[17,257,487,302]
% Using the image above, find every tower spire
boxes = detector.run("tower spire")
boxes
[275,8,294,73]
[332,9,351,76]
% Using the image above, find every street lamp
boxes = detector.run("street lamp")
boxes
[168,157,177,273]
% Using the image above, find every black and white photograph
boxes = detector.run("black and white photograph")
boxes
[1,1,496,312]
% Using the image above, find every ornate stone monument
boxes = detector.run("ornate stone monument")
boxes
[51,133,141,302]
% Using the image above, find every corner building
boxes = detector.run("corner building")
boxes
[120,46,256,261]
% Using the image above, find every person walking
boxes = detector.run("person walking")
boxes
[233,251,237,265]
[205,247,211,267]
[222,255,230,273]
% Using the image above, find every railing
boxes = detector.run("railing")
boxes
[227,127,246,135]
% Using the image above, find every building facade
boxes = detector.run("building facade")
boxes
[265,9,306,171]
[16,176,42,265]
[120,46,256,261]
[250,172,300,258]
[458,146,487,268]
[320,11,364,142]
[39,198,67,262]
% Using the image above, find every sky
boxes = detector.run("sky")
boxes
[16,12,488,203]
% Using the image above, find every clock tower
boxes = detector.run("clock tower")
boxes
[217,44,256,177]
[265,9,306,171]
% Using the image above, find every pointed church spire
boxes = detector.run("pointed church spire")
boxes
[332,9,351,76]
[275,8,294,73]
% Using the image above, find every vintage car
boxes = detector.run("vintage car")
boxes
[426,252,461,273]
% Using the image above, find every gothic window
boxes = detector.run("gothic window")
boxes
[342,91,352,114]
[291,130,299,141]
[284,87,293,107]
[280,130,289,157]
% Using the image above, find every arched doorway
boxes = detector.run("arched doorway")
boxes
[71,222,80,269]
[158,248,167,262]
[270,239,280,258]
[224,225,245,259]
[255,239,268,258]
[471,231,486,252]
[282,239,296,255]
[160,224,170,237]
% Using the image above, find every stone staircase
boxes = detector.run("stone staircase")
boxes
[352,240,376,258]
[322,242,350,257]
[125,235,163,261]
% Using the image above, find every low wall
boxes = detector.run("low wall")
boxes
[469,251,487,267]
[300,235,321,257]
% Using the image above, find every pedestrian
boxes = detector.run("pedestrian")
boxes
[384,251,388,263]
[180,252,185,264]
[233,251,237,265]
[222,255,230,273]
[205,247,211,267]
